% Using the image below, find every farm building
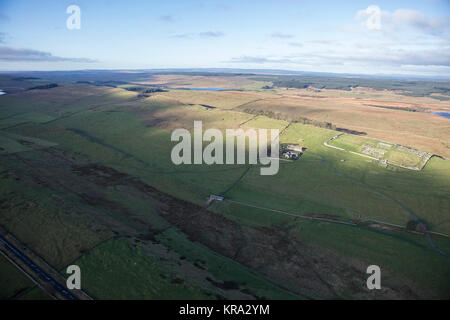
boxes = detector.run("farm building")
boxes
[282,150,302,159]
[286,144,304,152]
[209,194,224,202]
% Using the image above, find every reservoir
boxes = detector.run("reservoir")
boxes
[181,87,232,91]
[433,112,450,119]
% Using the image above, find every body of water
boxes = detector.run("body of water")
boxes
[181,87,232,91]
[0,90,5,95]
[433,112,450,119]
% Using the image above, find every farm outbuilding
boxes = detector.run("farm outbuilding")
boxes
[209,195,224,202]
[286,144,304,152]
[282,151,301,159]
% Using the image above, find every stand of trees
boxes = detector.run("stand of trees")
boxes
[243,108,335,130]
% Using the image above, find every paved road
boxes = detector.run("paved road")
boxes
[0,235,78,300]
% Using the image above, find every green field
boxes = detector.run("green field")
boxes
[71,238,210,300]
[0,131,57,154]
[0,78,449,299]
[0,253,51,300]
[329,134,430,168]
[0,254,34,299]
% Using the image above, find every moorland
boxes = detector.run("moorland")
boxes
[0,70,449,299]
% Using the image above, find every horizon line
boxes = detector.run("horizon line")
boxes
[0,67,450,82]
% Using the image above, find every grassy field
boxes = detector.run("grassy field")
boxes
[136,74,272,91]
[289,219,450,298]
[0,254,35,299]
[0,166,111,269]
[0,77,449,299]
[0,251,52,300]
[242,115,289,131]
[328,134,429,168]
[19,287,52,300]
[0,131,58,154]
[70,238,211,300]
[229,87,450,158]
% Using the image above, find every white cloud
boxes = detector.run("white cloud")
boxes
[0,46,97,62]
[392,9,448,34]
[225,6,450,77]
[356,5,381,30]
[312,48,450,67]
[171,31,225,39]
[228,56,292,64]
[289,42,303,47]
[225,46,450,77]
[356,5,450,35]
[270,32,295,39]
[199,31,225,38]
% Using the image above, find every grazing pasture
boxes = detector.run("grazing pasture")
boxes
[0,73,449,299]
[0,254,35,299]
[328,134,430,168]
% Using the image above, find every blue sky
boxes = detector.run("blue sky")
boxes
[0,0,449,76]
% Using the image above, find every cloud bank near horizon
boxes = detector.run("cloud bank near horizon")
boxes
[0,46,97,63]
[0,1,448,76]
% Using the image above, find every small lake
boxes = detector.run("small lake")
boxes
[433,112,450,119]
[181,87,232,91]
